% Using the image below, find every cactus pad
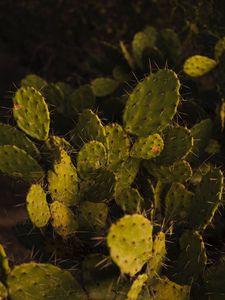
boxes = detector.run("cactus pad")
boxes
[0,281,7,300]
[132,31,154,68]
[77,141,107,179]
[107,214,153,276]
[105,123,130,170]
[21,74,47,91]
[13,86,50,140]
[78,201,108,233]
[70,109,106,147]
[0,145,44,181]
[123,69,181,136]
[91,77,119,97]
[115,187,144,213]
[7,262,86,300]
[0,123,39,157]
[215,36,225,60]
[48,149,79,206]
[130,134,164,160]
[26,184,50,228]
[50,201,77,238]
[0,244,10,276]
[183,55,217,77]
[115,158,140,189]
[126,274,148,300]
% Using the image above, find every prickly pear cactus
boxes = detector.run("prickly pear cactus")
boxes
[0,281,7,300]
[21,74,47,90]
[13,86,50,140]
[48,149,79,206]
[0,145,44,181]
[7,263,87,300]
[107,214,153,276]
[115,187,144,213]
[50,201,78,238]
[126,274,148,300]
[123,69,181,136]
[0,244,10,276]
[91,77,119,97]
[26,184,50,228]
[183,55,217,77]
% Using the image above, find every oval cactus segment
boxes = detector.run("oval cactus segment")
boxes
[0,145,44,181]
[0,281,8,300]
[126,274,148,300]
[132,31,154,68]
[148,276,190,300]
[130,134,164,160]
[0,243,10,275]
[21,74,47,90]
[48,149,79,206]
[155,126,193,165]
[7,262,87,300]
[70,109,106,148]
[0,123,39,157]
[123,69,181,136]
[183,55,217,77]
[50,201,78,238]
[105,123,130,170]
[77,141,107,179]
[13,86,50,140]
[115,187,144,214]
[26,184,50,228]
[215,36,225,60]
[91,77,119,97]
[107,214,153,276]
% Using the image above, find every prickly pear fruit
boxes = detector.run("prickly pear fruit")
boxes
[183,55,217,77]
[13,86,50,140]
[107,214,153,276]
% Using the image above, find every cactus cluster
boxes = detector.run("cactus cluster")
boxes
[0,23,225,300]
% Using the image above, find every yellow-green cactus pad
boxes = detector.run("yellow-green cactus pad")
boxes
[130,134,164,160]
[107,214,153,276]
[13,86,50,140]
[115,187,144,213]
[21,74,47,91]
[0,123,39,157]
[183,55,217,77]
[123,69,181,136]
[26,184,50,228]
[50,201,78,238]
[0,145,44,181]
[0,244,10,276]
[48,149,79,206]
[7,262,86,300]
[126,274,148,300]
[0,281,7,300]
[91,77,119,97]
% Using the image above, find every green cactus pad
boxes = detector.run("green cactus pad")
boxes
[107,214,153,276]
[126,274,148,300]
[120,41,135,69]
[183,55,217,77]
[105,123,130,170]
[82,254,127,300]
[50,201,78,238]
[91,77,119,97]
[78,201,108,233]
[0,123,39,157]
[77,141,107,179]
[115,158,140,189]
[147,231,166,281]
[165,182,194,223]
[70,109,106,147]
[0,145,44,181]
[144,160,192,183]
[68,84,95,116]
[115,187,144,213]
[154,126,193,165]
[13,86,50,140]
[215,36,225,60]
[44,83,65,113]
[48,149,79,206]
[187,119,213,163]
[0,244,10,276]
[205,139,221,155]
[123,69,181,136]
[148,276,190,299]
[166,231,206,285]
[80,168,115,202]
[130,134,164,160]
[7,262,86,300]
[26,184,50,228]
[0,281,7,300]
[189,167,223,231]
[45,135,74,158]
[21,74,47,91]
